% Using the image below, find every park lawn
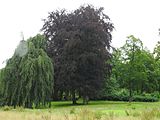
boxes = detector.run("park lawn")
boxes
[0,101,160,120]
[51,101,160,115]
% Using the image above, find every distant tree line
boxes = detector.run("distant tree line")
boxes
[102,35,160,102]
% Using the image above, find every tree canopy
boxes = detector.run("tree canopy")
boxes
[42,5,114,104]
[110,35,160,101]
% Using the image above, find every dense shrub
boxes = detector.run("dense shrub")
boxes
[92,95,158,102]
[2,106,13,111]
[150,92,160,99]
[132,95,158,102]
[91,89,159,102]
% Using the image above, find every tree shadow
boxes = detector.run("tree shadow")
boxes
[52,101,128,108]
[52,102,84,108]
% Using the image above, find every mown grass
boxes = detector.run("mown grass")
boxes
[50,101,160,115]
[0,101,160,120]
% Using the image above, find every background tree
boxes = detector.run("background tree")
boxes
[110,36,160,101]
[153,41,160,93]
[120,35,144,98]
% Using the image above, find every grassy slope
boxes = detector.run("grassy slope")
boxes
[0,101,160,120]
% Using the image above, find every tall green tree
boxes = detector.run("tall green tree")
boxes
[111,36,159,99]
[119,35,144,98]
[1,34,54,108]
[153,41,160,92]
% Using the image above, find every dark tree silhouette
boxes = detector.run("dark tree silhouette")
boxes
[42,5,114,104]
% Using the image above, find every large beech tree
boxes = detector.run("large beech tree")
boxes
[1,34,54,108]
[42,5,114,104]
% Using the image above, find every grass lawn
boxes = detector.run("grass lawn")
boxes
[0,101,160,120]
[51,101,160,114]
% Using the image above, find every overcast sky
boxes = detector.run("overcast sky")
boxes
[0,0,160,68]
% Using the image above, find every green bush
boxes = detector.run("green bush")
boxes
[93,89,159,102]
[132,95,158,102]
[99,95,158,102]
[150,91,160,99]
[2,106,13,111]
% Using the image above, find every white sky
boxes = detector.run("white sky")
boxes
[0,0,160,68]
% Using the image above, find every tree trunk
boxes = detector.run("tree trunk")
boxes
[59,91,63,100]
[53,88,59,100]
[72,90,77,105]
[49,101,51,108]
[141,83,144,94]
[83,96,89,105]
[129,80,132,103]
[64,91,69,100]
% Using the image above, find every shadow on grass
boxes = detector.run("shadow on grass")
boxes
[51,101,129,108]
[89,101,130,105]
[52,102,85,108]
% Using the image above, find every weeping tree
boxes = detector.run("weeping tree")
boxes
[1,34,54,108]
